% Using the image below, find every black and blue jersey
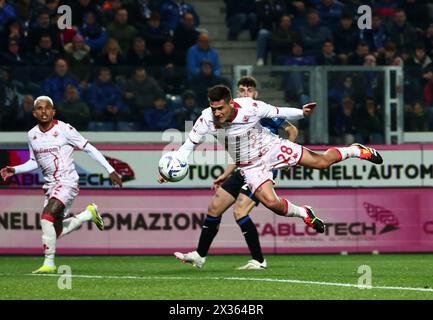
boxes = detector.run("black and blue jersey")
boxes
[260,118,286,135]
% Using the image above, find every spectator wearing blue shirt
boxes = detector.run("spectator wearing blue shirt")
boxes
[328,75,355,107]
[139,10,170,58]
[159,0,200,34]
[186,32,221,79]
[299,9,332,57]
[332,95,357,145]
[144,95,178,131]
[359,13,388,55]
[317,0,343,32]
[282,43,315,106]
[0,0,17,30]
[87,67,128,123]
[79,12,108,54]
[361,54,383,102]
[41,58,81,104]
[281,43,316,66]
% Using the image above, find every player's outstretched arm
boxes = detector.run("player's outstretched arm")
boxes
[109,171,123,187]
[302,102,316,117]
[1,159,39,181]
[156,137,196,184]
[0,166,15,181]
[213,163,237,190]
[257,100,314,121]
[284,122,299,142]
[83,143,122,188]
[157,174,167,184]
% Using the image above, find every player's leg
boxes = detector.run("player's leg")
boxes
[298,144,383,170]
[253,180,325,233]
[59,203,104,237]
[233,193,267,270]
[34,197,65,273]
[174,184,236,268]
[196,187,234,256]
[50,185,101,237]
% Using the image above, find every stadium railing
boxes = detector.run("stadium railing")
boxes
[233,65,404,145]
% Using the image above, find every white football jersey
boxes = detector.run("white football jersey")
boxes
[185,97,303,166]
[27,120,88,185]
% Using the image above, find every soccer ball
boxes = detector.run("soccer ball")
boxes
[158,152,189,182]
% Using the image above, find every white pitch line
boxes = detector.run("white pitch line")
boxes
[23,273,433,293]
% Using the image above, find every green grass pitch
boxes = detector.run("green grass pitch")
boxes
[1,254,433,300]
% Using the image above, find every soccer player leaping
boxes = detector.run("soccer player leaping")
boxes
[157,85,383,269]
[0,96,123,274]
[176,76,300,270]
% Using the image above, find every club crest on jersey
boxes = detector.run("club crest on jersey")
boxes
[252,102,258,107]
[53,131,59,138]
[243,115,250,123]
[33,135,37,140]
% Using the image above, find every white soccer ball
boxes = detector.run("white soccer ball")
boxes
[158,152,189,182]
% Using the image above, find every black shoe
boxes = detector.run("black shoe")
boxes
[351,143,383,164]
[303,206,325,233]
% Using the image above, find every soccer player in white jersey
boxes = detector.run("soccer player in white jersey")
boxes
[0,96,123,274]
[175,76,300,270]
[158,85,383,269]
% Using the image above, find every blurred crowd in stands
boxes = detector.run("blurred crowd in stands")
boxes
[225,0,433,143]
[0,0,432,144]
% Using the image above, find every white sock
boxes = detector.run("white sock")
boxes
[76,209,93,223]
[335,146,361,160]
[59,217,82,238]
[59,210,92,238]
[41,219,56,267]
[283,199,307,219]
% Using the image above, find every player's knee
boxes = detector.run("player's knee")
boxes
[233,206,248,220]
[43,199,64,220]
[260,195,279,211]
[207,201,222,217]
